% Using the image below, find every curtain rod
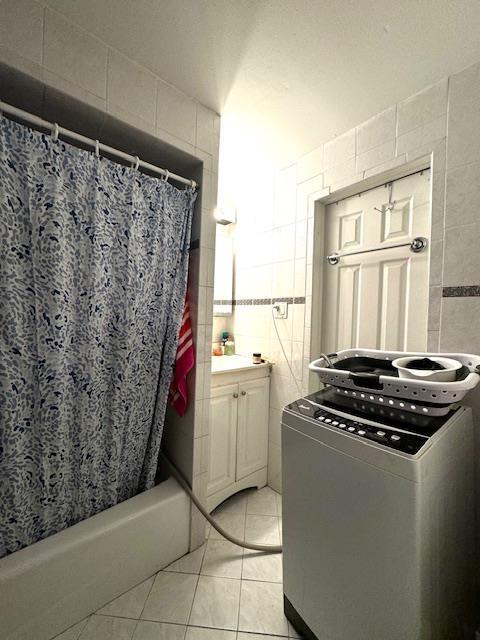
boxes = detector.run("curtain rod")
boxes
[0,100,197,190]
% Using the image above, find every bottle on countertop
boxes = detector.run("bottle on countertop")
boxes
[224,335,235,356]
[221,331,229,355]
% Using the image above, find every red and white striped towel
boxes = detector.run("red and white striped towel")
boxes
[169,297,195,416]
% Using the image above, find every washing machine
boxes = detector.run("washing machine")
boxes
[282,387,475,640]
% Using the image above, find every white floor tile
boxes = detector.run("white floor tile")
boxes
[53,618,90,640]
[245,515,281,545]
[185,626,236,639]
[96,577,154,618]
[164,545,206,574]
[78,615,137,640]
[201,539,243,579]
[141,571,198,624]
[246,487,278,516]
[238,581,289,636]
[133,621,186,640]
[189,576,241,630]
[208,510,246,541]
[242,550,283,583]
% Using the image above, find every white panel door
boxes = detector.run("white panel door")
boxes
[322,170,430,354]
[236,377,269,481]
[207,383,238,497]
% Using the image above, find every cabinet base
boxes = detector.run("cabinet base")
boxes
[207,467,267,512]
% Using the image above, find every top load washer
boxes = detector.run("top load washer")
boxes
[282,387,475,640]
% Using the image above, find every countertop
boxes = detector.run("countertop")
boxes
[211,354,271,375]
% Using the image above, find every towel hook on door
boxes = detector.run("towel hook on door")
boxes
[374,182,395,214]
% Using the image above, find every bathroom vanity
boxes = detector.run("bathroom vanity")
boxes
[207,356,271,512]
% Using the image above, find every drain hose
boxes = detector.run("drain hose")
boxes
[160,452,282,554]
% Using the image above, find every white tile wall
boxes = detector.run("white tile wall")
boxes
[356,107,396,154]
[396,79,448,135]
[233,63,480,495]
[107,50,157,128]
[0,0,43,64]
[156,80,197,145]
[44,9,108,99]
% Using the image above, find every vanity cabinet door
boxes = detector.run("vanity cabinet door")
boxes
[207,383,238,496]
[236,377,270,481]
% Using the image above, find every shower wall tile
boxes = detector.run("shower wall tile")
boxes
[296,145,324,183]
[449,59,480,107]
[0,0,43,65]
[107,50,157,127]
[195,324,207,364]
[447,96,480,169]
[274,164,297,226]
[196,103,215,154]
[194,147,213,172]
[355,139,395,174]
[43,71,107,129]
[396,78,448,135]
[429,240,444,286]
[356,107,396,154]
[0,45,44,91]
[443,222,480,287]
[272,224,296,262]
[44,9,108,99]
[427,330,440,352]
[323,157,356,188]
[155,128,196,156]
[396,114,447,157]
[106,102,155,136]
[445,160,480,229]
[363,153,407,178]
[440,297,480,353]
[323,129,356,169]
[157,79,197,145]
[293,259,306,298]
[428,286,442,331]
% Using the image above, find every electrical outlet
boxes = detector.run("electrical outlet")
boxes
[273,301,288,319]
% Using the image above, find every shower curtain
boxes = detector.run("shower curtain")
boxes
[0,116,196,557]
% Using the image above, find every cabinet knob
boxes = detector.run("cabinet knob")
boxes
[241,390,246,395]
[233,392,238,398]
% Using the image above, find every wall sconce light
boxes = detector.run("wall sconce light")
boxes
[214,206,236,225]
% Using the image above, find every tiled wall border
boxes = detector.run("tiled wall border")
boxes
[442,286,480,297]
[214,296,306,306]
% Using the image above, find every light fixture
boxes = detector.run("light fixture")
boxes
[214,205,236,225]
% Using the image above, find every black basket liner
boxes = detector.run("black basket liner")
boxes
[332,356,469,382]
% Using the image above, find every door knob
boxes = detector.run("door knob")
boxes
[241,391,246,396]
[233,392,238,398]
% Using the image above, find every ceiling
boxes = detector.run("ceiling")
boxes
[46,0,480,165]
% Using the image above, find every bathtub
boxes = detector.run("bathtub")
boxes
[0,476,190,640]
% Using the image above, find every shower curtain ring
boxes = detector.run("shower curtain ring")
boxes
[163,169,169,183]
[95,140,100,158]
[133,155,140,171]
[52,123,59,142]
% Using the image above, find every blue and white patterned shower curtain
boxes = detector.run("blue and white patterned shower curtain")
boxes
[0,116,195,557]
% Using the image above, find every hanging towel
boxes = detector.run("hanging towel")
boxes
[169,297,195,416]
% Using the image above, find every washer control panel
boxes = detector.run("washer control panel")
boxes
[289,401,427,455]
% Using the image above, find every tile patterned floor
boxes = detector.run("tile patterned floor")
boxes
[53,487,301,640]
